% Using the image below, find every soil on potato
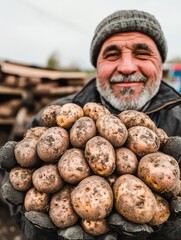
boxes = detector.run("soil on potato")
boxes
[0,199,27,240]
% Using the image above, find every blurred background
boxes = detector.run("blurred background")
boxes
[0,1,181,239]
[0,0,181,70]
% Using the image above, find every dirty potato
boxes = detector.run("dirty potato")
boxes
[137,152,180,197]
[71,175,113,221]
[32,164,64,194]
[105,173,119,188]
[58,148,91,184]
[149,193,170,226]
[81,218,110,236]
[24,187,50,212]
[96,114,128,147]
[9,166,33,191]
[156,128,168,147]
[49,185,79,228]
[70,117,96,148]
[37,126,69,162]
[24,127,47,139]
[113,174,157,224]
[126,126,160,157]
[83,102,111,121]
[115,147,138,175]
[118,110,157,132]
[15,138,41,167]
[56,103,84,129]
[85,136,116,177]
[41,105,62,127]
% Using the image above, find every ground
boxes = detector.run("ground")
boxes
[0,200,26,240]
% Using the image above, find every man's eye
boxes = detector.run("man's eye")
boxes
[104,52,120,60]
[135,51,150,56]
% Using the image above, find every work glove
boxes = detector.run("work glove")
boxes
[108,211,154,240]
[161,136,181,166]
[108,202,181,240]
[146,197,181,240]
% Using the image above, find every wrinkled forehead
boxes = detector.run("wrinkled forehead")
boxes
[100,32,159,50]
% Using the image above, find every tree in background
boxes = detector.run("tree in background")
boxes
[46,51,61,70]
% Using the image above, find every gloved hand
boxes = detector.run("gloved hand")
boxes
[144,197,181,240]
[0,141,24,207]
[170,196,181,215]
[108,196,181,240]
[0,141,17,171]
[147,213,181,240]
[108,212,154,240]
[161,136,181,166]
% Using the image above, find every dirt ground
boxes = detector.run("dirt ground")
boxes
[0,200,26,240]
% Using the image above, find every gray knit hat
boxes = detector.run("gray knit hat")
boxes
[90,10,167,67]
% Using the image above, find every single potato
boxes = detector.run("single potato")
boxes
[9,166,33,191]
[96,114,128,147]
[58,148,91,184]
[137,151,180,197]
[81,218,110,236]
[85,136,116,177]
[126,126,160,157]
[83,102,111,121]
[156,128,168,147]
[41,105,62,127]
[118,110,157,132]
[115,147,138,175]
[149,193,170,226]
[24,187,50,212]
[70,116,96,148]
[71,175,113,221]
[24,127,47,139]
[113,174,157,224]
[32,164,64,194]
[37,126,69,162]
[56,103,84,129]
[15,137,41,167]
[49,185,79,228]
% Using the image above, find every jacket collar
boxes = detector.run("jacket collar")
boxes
[73,78,181,114]
[144,80,181,114]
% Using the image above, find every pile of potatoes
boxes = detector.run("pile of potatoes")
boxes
[1,102,181,237]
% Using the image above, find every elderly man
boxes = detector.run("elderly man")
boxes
[29,10,181,137]
[2,9,181,240]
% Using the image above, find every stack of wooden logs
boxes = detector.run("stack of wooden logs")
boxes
[0,61,88,143]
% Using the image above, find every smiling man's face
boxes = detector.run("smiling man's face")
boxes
[96,32,163,111]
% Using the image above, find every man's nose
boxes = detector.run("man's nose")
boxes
[117,54,137,75]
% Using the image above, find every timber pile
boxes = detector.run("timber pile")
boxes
[0,61,88,143]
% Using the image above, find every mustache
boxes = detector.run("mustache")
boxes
[110,74,147,83]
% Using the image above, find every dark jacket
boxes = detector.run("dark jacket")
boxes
[16,78,181,240]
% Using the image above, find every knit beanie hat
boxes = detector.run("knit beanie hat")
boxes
[90,10,167,67]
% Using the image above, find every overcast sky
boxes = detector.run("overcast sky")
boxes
[0,0,181,69]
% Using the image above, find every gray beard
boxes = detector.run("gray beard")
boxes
[96,74,161,111]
